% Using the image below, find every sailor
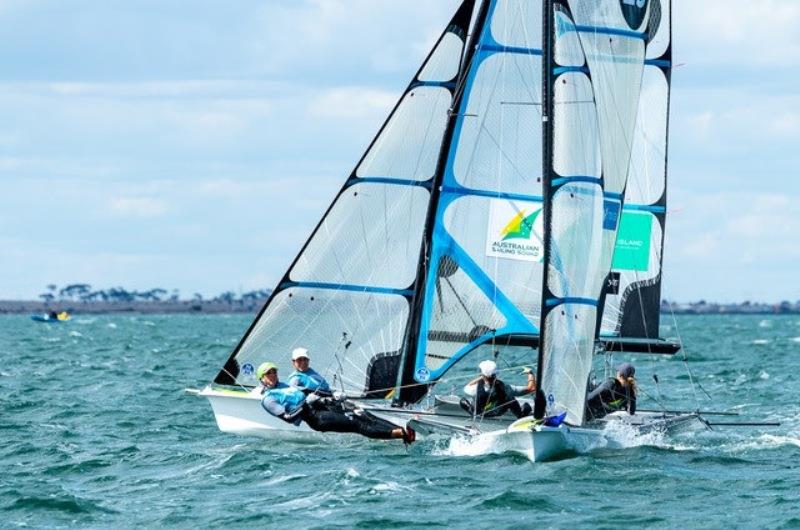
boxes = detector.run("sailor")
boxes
[460,360,536,418]
[287,347,331,394]
[254,362,307,425]
[257,360,415,443]
[585,362,637,420]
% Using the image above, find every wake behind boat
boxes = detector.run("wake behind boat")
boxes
[192,0,773,461]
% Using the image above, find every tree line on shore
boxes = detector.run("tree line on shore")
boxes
[37,284,271,304]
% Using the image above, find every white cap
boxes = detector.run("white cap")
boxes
[292,347,310,361]
[479,360,497,377]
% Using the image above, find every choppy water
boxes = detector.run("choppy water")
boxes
[2,313,799,528]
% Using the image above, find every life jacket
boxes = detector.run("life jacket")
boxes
[288,368,330,393]
[262,385,306,416]
[475,380,510,415]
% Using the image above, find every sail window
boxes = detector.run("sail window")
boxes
[452,52,543,194]
[356,86,451,181]
[418,31,465,82]
[233,288,409,395]
[290,182,429,289]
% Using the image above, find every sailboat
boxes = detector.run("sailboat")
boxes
[193,0,706,458]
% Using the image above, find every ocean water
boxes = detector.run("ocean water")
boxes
[2,313,799,529]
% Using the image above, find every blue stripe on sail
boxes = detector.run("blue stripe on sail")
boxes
[546,297,598,307]
[623,204,666,213]
[551,176,602,187]
[441,185,542,203]
[280,281,413,297]
[573,24,646,40]
[410,80,457,89]
[604,191,623,201]
[554,66,589,75]
[481,43,543,56]
[349,177,433,189]
[645,59,671,67]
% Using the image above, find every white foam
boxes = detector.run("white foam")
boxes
[758,319,772,328]
[107,323,118,329]
[751,339,770,345]
[69,330,82,337]
[791,337,800,343]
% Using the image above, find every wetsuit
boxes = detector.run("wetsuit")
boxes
[299,398,399,440]
[261,391,398,440]
[460,380,532,418]
[585,378,636,420]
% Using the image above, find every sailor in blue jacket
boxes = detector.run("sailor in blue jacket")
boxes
[256,360,414,443]
[286,347,331,395]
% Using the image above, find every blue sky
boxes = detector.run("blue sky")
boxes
[1,0,798,302]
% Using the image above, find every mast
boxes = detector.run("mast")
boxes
[533,0,555,420]
[396,0,490,404]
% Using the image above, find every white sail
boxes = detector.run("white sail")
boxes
[212,1,475,397]
[409,0,545,386]
[538,0,649,425]
[601,0,671,340]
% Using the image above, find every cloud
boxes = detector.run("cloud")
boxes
[679,0,800,67]
[108,197,169,218]
[306,87,397,119]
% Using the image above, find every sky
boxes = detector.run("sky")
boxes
[1,0,798,303]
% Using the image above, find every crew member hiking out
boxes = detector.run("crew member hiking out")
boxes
[286,347,331,394]
[255,361,415,443]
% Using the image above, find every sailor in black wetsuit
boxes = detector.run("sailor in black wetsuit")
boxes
[459,360,536,418]
[257,361,414,443]
[585,362,637,420]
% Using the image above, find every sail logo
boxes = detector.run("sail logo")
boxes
[486,199,544,263]
[620,0,648,30]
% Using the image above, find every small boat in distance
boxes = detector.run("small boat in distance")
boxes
[31,310,71,323]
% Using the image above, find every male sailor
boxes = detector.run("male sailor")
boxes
[585,362,637,420]
[287,347,331,394]
[255,361,415,443]
[460,360,536,418]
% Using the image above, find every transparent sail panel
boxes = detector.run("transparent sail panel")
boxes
[290,183,429,289]
[356,86,451,181]
[490,0,543,48]
[567,0,646,194]
[233,288,409,395]
[547,183,605,299]
[646,0,670,60]
[443,195,544,324]
[452,52,543,194]
[423,262,508,372]
[540,304,596,424]
[419,31,465,82]
[554,9,583,66]
[553,72,600,177]
[624,67,668,206]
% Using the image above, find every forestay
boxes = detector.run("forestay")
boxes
[537,0,649,425]
[212,1,475,396]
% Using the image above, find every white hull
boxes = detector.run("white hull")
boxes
[453,411,706,462]
[199,386,315,439]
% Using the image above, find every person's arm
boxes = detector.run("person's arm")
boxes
[627,385,636,415]
[463,381,478,397]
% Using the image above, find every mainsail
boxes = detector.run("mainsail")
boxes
[536,0,653,425]
[600,0,671,341]
[213,0,475,396]
[402,0,547,399]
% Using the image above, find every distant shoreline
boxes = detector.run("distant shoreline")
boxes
[2,299,799,316]
[0,300,259,315]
